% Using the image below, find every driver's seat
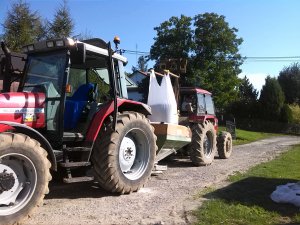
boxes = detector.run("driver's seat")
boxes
[64,83,95,130]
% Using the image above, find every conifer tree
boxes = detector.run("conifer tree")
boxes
[2,0,45,51]
[48,0,74,38]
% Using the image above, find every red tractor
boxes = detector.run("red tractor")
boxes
[179,87,233,164]
[0,37,232,225]
[0,37,157,224]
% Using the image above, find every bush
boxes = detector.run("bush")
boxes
[289,104,300,124]
[281,104,293,123]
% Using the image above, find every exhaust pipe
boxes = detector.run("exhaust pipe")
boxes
[1,41,12,93]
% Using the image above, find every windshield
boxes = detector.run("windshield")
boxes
[23,51,67,97]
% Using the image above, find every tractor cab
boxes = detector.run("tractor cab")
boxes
[19,37,128,148]
[179,87,217,129]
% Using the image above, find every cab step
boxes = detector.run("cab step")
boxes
[60,161,91,168]
[65,147,92,152]
[63,176,94,183]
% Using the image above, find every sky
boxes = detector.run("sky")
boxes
[1,0,300,92]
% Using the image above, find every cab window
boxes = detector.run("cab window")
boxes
[68,68,87,96]
[197,94,206,114]
[205,94,215,115]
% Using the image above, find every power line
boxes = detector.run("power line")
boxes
[121,49,300,61]
[246,56,300,59]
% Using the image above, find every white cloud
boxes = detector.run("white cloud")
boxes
[238,72,272,92]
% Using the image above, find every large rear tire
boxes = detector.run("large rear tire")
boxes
[217,131,233,159]
[189,121,217,166]
[0,133,51,225]
[92,112,157,194]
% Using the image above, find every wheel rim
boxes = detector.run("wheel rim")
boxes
[203,131,213,158]
[225,138,232,153]
[0,153,37,216]
[119,128,150,181]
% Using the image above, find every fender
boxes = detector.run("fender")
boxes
[188,114,218,131]
[85,98,151,143]
[0,121,57,170]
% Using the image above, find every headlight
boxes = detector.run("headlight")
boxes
[66,38,75,46]
[46,41,54,48]
[56,40,64,47]
[27,45,34,51]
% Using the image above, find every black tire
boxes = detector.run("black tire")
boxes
[217,131,233,159]
[189,121,217,166]
[92,112,157,194]
[0,133,51,225]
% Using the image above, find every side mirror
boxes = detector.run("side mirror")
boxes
[70,43,86,64]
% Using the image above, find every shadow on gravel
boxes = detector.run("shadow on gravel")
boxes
[46,181,119,200]
[159,155,223,168]
[203,177,299,218]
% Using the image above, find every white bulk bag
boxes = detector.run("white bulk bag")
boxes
[270,182,300,207]
[147,70,178,124]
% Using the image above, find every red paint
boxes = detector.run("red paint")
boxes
[0,92,46,128]
[0,124,14,132]
[188,114,218,132]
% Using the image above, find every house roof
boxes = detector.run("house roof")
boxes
[125,75,138,88]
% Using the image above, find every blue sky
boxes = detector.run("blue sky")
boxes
[1,0,300,91]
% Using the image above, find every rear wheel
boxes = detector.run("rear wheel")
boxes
[92,112,157,194]
[189,121,217,166]
[0,133,51,225]
[217,131,233,159]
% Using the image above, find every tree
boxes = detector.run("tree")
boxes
[150,13,243,111]
[259,76,285,120]
[2,0,45,51]
[228,76,258,119]
[239,76,258,103]
[150,15,193,66]
[192,13,243,110]
[48,0,74,38]
[278,63,300,104]
[132,56,148,72]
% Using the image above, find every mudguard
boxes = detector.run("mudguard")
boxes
[0,121,57,170]
[85,98,151,143]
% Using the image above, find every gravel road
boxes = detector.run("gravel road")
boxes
[24,136,300,225]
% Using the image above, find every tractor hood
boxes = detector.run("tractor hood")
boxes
[0,92,46,128]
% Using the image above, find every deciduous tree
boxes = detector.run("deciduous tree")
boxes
[150,14,193,68]
[150,13,244,111]
[192,13,243,110]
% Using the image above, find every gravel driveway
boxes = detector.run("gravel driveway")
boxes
[24,136,300,225]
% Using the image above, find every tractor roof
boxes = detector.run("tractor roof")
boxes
[180,87,212,95]
[22,37,127,64]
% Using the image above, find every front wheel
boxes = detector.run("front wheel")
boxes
[189,121,217,166]
[0,133,51,225]
[217,131,233,159]
[92,112,157,194]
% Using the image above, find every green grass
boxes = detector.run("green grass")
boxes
[193,145,300,225]
[219,126,279,145]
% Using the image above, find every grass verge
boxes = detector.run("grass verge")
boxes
[193,145,300,225]
[219,126,279,145]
